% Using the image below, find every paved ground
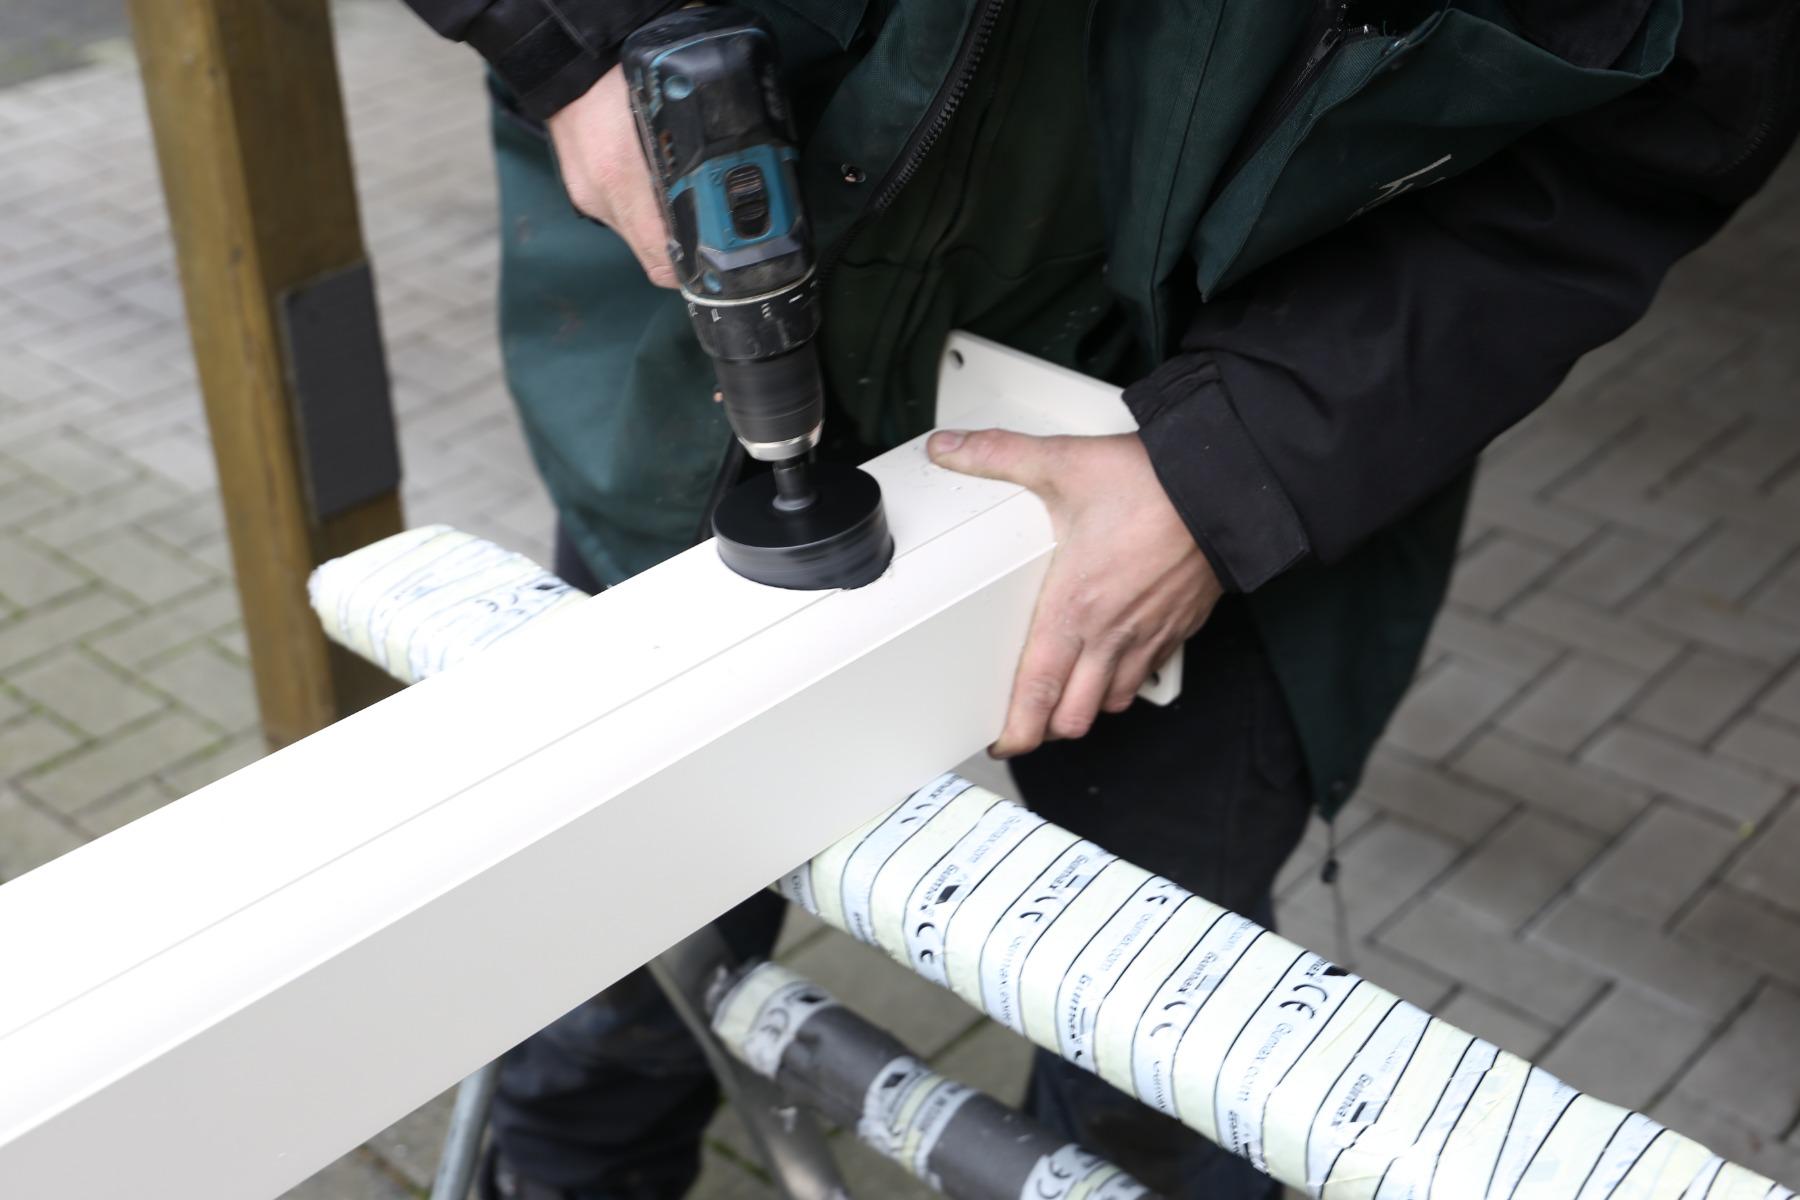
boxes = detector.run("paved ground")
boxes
[0,0,130,87]
[2,3,1798,1196]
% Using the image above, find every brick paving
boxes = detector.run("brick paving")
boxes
[2,2,1798,1196]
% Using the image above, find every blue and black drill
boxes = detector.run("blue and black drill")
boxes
[623,7,893,590]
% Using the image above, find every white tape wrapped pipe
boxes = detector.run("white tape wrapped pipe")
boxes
[308,525,583,686]
[782,779,1796,1200]
[711,961,1151,1200]
[309,529,1796,1200]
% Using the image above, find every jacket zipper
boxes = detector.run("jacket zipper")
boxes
[1214,6,1379,193]
[818,0,1007,279]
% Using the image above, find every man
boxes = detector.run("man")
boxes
[400,1,1799,1196]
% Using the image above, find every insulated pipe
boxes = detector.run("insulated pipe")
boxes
[309,528,1797,1200]
[709,961,1153,1200]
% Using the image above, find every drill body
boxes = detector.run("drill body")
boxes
[623,8,892,590]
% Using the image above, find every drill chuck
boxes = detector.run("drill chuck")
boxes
[711,350,823,462]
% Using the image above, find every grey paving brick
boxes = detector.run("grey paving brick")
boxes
[1434,990,1556,1060]
[135,489,225,550]
[1717,715,1800,785]
[1436,809,1602,931]
[1583,725,1785,825]
[1668,522,1796,603]
[122,428,217,492]
[1353,752,1513,845]
[1753,560,1800,632]
[1678,887,1800,991]
[63,528,212,605]
[0,713,80,777]
[4,428,136,493]
[1532,897,1757,1018]
[773,903,828,959]
[1468,490,1599,551]
[86,584,239,668]
[0,783,83,881]
[1506,591,1685,674]
[1631,584,1800,663]
[786,929,983,1060]
[0,684,21,726]
[1449,534,1562,615]
[145,642,257,732]
[1677,984,1800,1134]
[183,531,233,578]
[1579,802,1743,925]
[20,710,216,814]
[691,1147,777,1200]
[1551,529,1687,609]
[1381,894,1605,1024]
[365,1087,454,1192]
[1633,649,1774,745]
[159,730,265,799]
[1476,424,1613,496]
[1498,654,1649,753]
[72,779,174,836]
[0,585,134,670]
[1451,733,1650,835]
[1728,797,1800,914]
[278,1149,414,1200]
[1763,664,1800,727]
[1426,606,1562,683]
[1548,466,1712,542]
[21,474,184,548]
[0,475,65,527]
[212,624,249,660]
[0,532,85,606]
[1384,661,1519,761]
[1540,986,1715,1111]
[1693,421,1800,491]
[932,1019,1034,1106]
[1284,817,1460,938]
[0,348,78,405]
[1650,1091,1800,1190]
[8,646,161,737]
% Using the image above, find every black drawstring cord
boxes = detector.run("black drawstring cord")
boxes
[1323,817,1355,971]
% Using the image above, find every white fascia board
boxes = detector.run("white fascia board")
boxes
[0,335,1134,1200]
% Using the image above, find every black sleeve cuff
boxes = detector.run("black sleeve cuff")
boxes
[1122,355,1311,593]
[464,0,688,121]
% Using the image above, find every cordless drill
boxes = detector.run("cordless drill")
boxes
[622,7,893,590]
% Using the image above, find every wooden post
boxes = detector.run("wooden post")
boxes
[129,0,403,745]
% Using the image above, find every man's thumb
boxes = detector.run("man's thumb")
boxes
[927,428,1052,490]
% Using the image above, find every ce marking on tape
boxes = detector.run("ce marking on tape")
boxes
[1278,964,1349,1020]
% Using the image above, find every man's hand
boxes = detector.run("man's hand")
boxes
[546,65,677,288]
[927,429,1223,758]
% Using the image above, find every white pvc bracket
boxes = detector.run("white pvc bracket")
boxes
[0,334,1170,1199]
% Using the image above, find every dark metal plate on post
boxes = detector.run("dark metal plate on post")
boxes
[279,262,402,523]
